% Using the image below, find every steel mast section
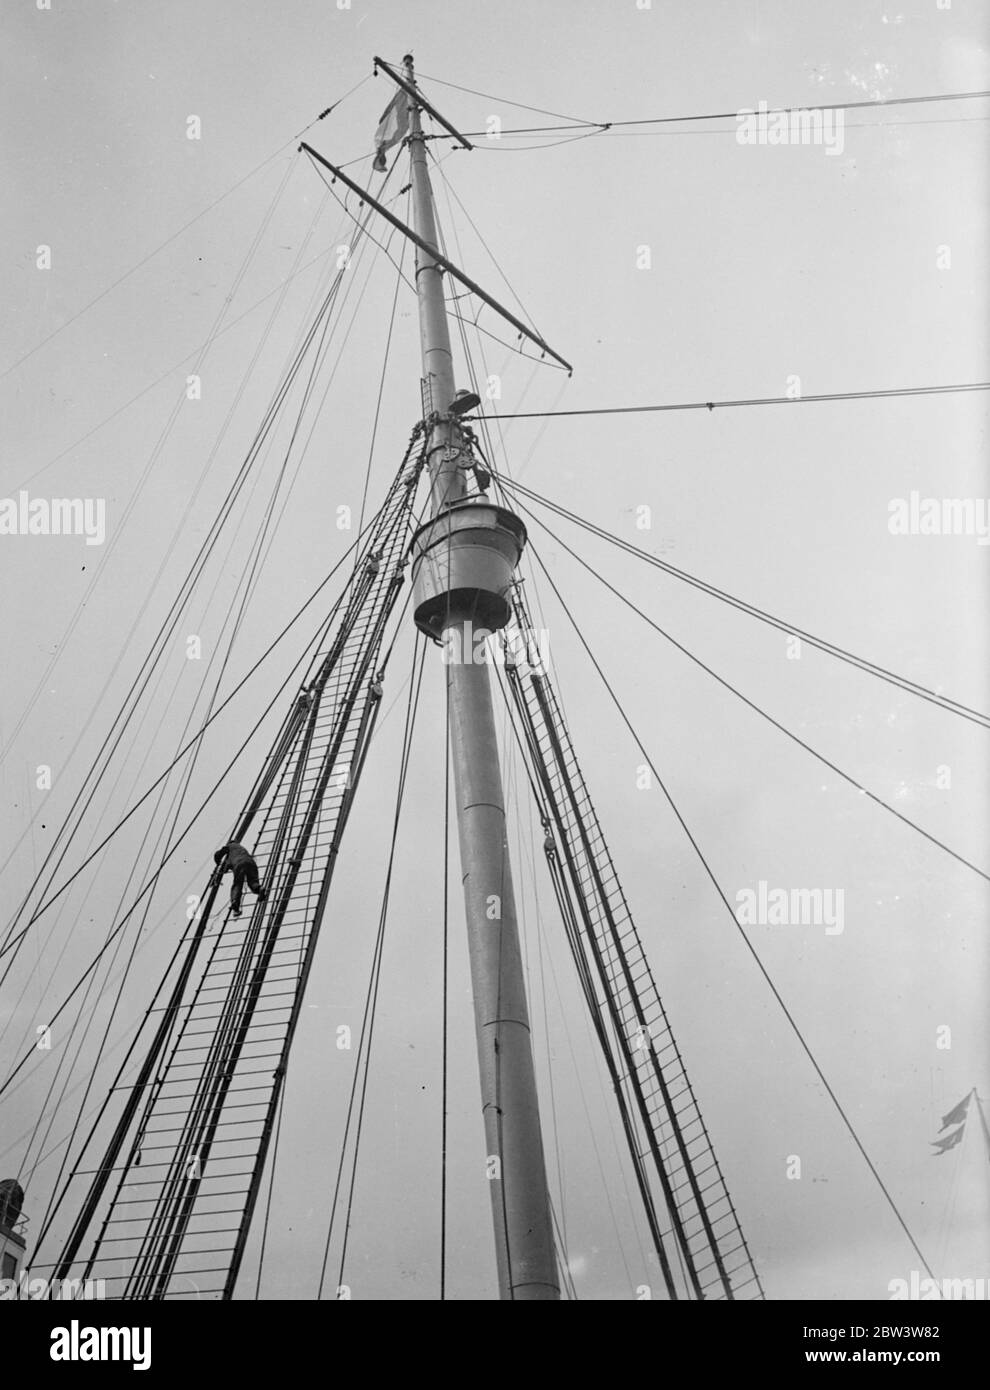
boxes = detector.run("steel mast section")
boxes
[400,53,559,1300]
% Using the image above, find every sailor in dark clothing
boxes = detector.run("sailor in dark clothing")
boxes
[213,842,267,918]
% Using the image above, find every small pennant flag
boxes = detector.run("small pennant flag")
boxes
[373,90,409,172]
[931,1126,965,1155]
[939,1092,972,1132]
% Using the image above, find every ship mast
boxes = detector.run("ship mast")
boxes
[402,53,559,1300]
[30,59,762,1304]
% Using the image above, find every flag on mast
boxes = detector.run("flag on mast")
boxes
[931,1126,965,1155]
[929,1090,974,1155]
[939,1091,972,1131]
[373,89,409,172]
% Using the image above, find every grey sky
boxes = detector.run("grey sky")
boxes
[1,0,988,1300]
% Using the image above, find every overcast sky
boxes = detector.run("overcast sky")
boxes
[1,0,988,1301]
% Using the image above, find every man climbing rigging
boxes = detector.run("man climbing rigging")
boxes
[213,841,267,918]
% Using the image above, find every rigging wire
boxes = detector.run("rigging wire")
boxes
[1,162,402,978]
[400,65,598,126]
[474,380,990,419]
[316,637,427,1299]
[0,175,340,917]
[27,439,427,1275]
[0,154,301,781]
[8,239,330,495]
[21,240,363,1197]
[6,191,356,1145]
[15,664,233,1190]
[432,173,636,1287]
[504,735,582,1298]
[519,532,942,1284]
[417,86,990,140]
[491,474,990,729]
[511,741,568,1243]
[1,382,327,1032]
[304,151,416,292]
[0,526,356,970]
[0,871,261,1169]
[314,149,543,365]
[436,115,990,145]
[388,59,990,130]
[7,154,401,499]
[253,1082,288,1298]
[1,327,318,978]
[506,491,990,885]
[549,1198,579,1301]
[3,155,388,822]
[353,195,411,560]
[524,830,641,1295]
[32,755,292,1270]
[495,646,607,1298]
[0,538,373,1096]
[0,644,310,1102]
[440,624,450,1301]
[428,154,543,339]
[310,142,549,382]
[433,157,751,1295]
[34,457,424,1285]
[492,636,703,1299]
[428,154,533,494]
[534,859,655,1293]
[1,75,372,380]
[562,115,990,136]
[244,191,412,599]
[14,61,979,1302]
[468,650,677,1293]
[456,130,603,154]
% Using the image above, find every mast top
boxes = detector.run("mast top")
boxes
[374,54,474,152]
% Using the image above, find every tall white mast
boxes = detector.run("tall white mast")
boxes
[402,53,560,1300]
